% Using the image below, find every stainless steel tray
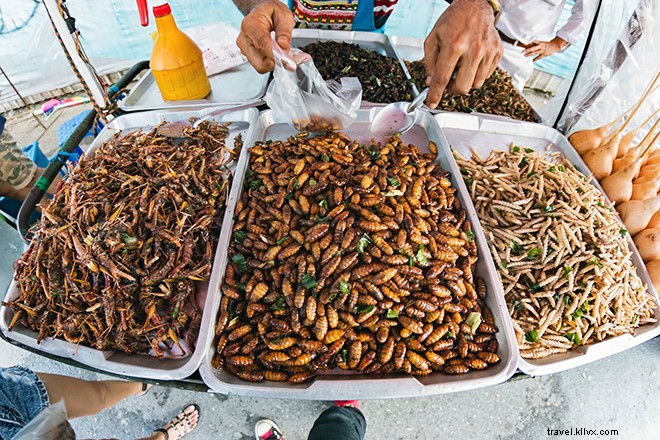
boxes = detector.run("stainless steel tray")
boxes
[0,107,260,380]
[389,36,425,62]
[436,112,660,376]
[390,37,543,123]
[198,108,519,399]
[291,29,420,102]
[119,65,269,112]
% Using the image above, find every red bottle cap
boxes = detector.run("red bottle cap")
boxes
[153,3,172,17]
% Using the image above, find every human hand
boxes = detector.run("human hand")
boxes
[423,0,502,108]
[523,37,568,61]
[236,0,295,73]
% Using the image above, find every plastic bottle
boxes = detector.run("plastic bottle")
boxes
[136,0,211,101]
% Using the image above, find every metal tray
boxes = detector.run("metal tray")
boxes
[389,36,425,62]
[119,65,269,112]
[436,112,660,376]
[291,29,419,102]
[198,108,519,399]
[0,107,260,380]
[390,37,543,123]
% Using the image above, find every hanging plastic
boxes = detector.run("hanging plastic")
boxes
[265,34,362,132]
[555,0,659,135]
[13,400,76,440]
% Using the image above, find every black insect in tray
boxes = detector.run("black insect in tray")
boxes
[301,41,414,104]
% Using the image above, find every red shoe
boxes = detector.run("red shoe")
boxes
[334,400,360,409]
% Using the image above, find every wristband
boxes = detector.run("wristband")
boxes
[485,0,501,15]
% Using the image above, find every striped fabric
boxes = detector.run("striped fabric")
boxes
[292,0,400,30]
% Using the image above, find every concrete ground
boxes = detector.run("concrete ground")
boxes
[1,218,659,440]
[1,99,659,440]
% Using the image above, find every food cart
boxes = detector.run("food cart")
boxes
[1,0,659,400]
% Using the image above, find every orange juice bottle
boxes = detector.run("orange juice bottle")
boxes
[137,0,211,101]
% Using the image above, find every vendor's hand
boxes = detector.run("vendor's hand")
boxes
[523,37,568,61]
[236,0,295,73]
[423,0,502,108]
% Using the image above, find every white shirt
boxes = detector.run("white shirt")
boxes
[496,0,585,45]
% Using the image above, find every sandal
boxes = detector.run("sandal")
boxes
[153,404,200,440]
[139,382,152,396]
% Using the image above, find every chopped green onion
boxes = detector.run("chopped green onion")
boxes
[356,233,371,254]
[619,228,628,238]
[231,254,248,273]
[292,178,300,189]
[524,148,534,153]
[526,281,542,293]
[590,257,604,268]
[513,299,524,312]
[525,330,539,343]
[460,167,468,175]
[466,230,475,242]
[339,280,351,294]
[563,296,570,305]
[465,312,482,333]
[320,153,330,162]
[558,165,566,172]
[386,309,399,319]
[565,332,580,345]
[301,274,317,290]
[172,306,179,320]
[276,237,287,246]
[233,230,248,244]
[564,265,573,278]
[544,204,554,213]
[526,248,542,260]
[510,241,521,254]
[84,235,94,246]
[415,244,428,265]
[549,166,556,172]
[271,295,285,311]
[120,233,137,246]
[501,261,508,270]
[308,178,317,187]
[386,176,401,187]
[527,171,537,178]
[249,179,262,190]
[341,348,348,363]
[513,146,520,153]
[319,198,329,210]
[359,305,375,314]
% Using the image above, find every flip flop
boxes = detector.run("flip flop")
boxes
[153,404,200,440]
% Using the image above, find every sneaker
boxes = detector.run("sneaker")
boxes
[334,400,361,409]
[255,418,285,440]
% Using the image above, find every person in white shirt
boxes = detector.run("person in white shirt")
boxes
[496,0,584,90]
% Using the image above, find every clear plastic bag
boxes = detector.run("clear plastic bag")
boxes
[13,400,76,440]
[265,34,362,132]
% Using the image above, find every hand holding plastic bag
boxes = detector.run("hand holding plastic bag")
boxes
[265,34,362,132]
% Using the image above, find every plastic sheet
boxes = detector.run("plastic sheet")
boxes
[265,35,362,132]
[555,0,660,134]
[13,401,75,440]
